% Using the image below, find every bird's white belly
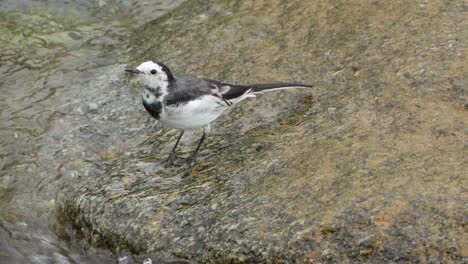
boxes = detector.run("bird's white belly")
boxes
[159,95,227,130]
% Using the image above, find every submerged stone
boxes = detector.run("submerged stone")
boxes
[62,0,466,263]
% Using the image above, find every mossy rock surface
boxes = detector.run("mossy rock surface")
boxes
[62,0,466,262]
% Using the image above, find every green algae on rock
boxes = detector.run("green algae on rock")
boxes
[62,0,466,262]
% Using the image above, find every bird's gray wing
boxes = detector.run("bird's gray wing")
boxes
[164,76,216,106]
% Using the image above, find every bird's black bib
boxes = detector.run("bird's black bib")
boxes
[142,100,162,120]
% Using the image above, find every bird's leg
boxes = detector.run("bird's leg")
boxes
[187,132,206,166]
[166,130,184,165]
[187,125,210,166]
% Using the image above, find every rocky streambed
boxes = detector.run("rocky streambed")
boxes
[61,0,466,263]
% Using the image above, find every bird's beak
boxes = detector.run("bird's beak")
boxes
[125,68,142,74]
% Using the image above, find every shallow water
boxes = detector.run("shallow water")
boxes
[0,0,184,262]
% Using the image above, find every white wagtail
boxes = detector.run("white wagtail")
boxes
[126,61,312,165]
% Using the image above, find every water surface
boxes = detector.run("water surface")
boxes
[0,0,184,262]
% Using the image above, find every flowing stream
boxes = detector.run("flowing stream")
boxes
[0,1,184,262]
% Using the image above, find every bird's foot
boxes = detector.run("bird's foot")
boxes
[164,153,176,167]
[185,157,195,167]
[164,153,200,168]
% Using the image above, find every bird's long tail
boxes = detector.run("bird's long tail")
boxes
[218,82,312,103]
[250,83,312,93]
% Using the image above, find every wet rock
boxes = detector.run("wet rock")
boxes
[62,0,466,263]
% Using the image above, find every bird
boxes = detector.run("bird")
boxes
[126,60,312,165]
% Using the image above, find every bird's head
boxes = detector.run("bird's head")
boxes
[126,60,174,88]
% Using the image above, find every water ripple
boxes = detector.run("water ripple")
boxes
[0,0,186,262]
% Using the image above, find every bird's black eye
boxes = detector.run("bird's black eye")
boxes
[150,69,157,74]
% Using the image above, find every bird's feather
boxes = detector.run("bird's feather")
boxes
[206,79,312,100]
